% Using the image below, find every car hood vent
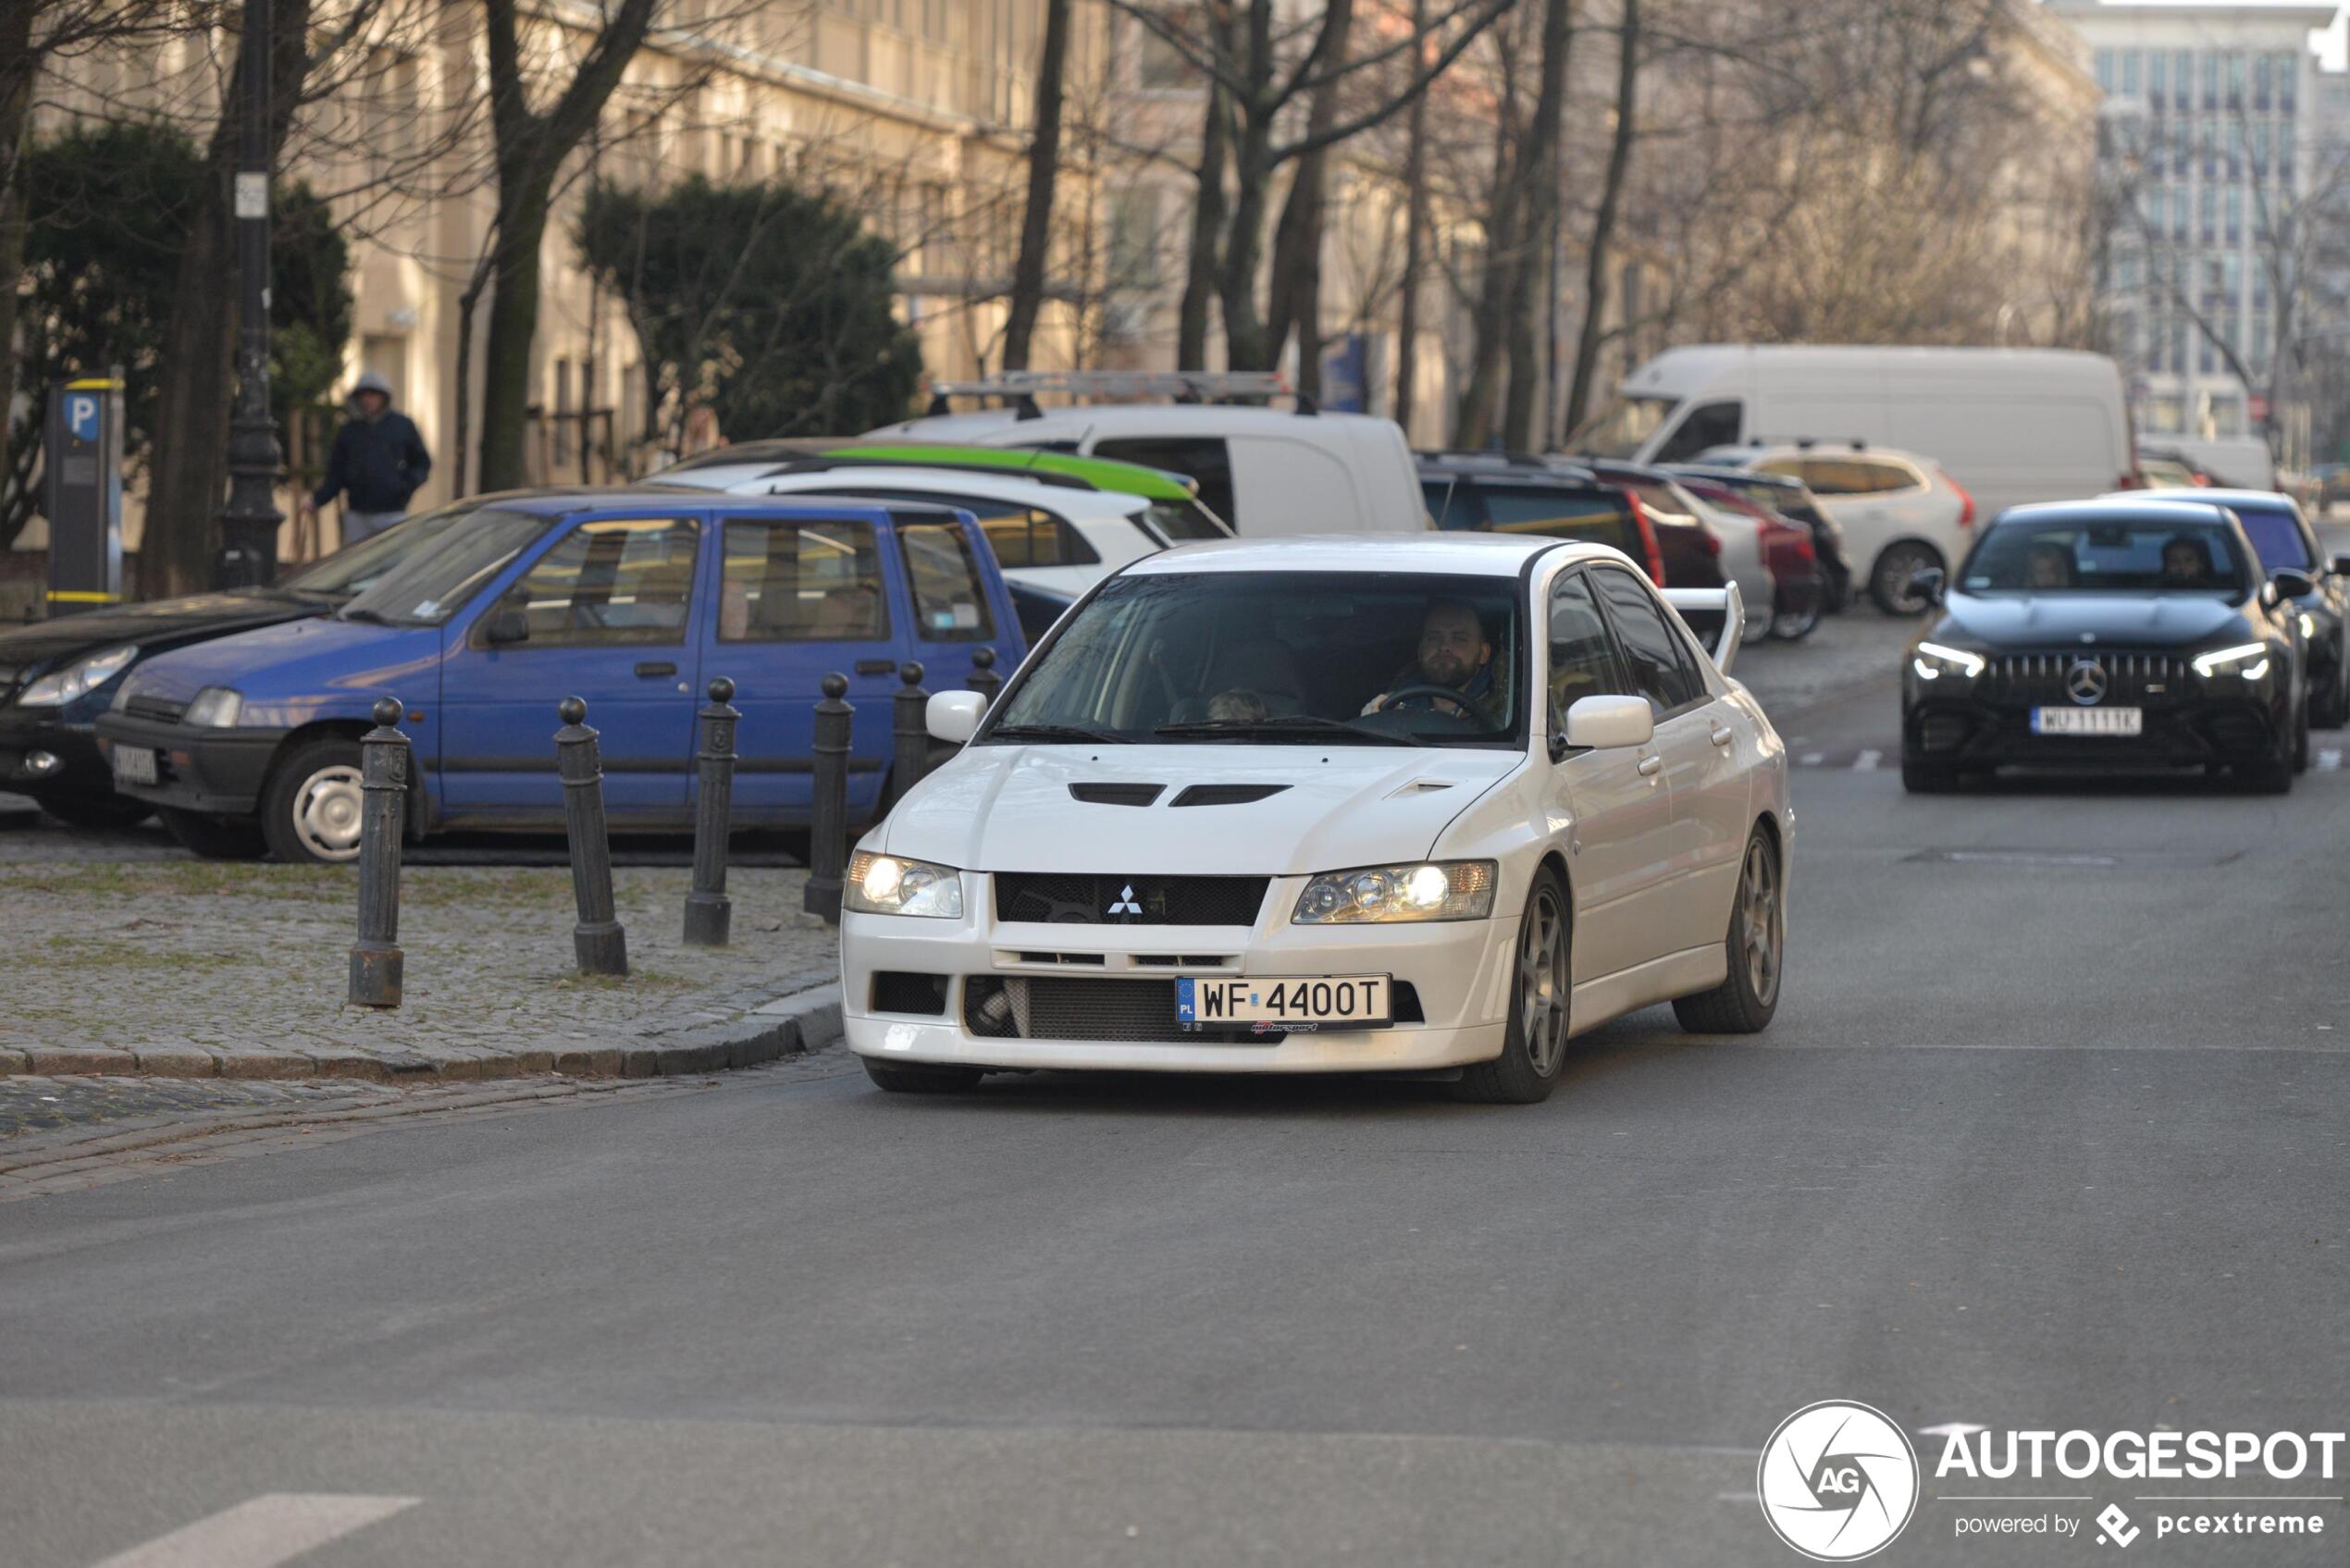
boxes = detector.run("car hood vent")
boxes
[1169,783,1292,807]
[1069,783,1164,806]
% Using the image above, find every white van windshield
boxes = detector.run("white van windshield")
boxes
[1567,394,1678,461]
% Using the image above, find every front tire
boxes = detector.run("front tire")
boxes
[259,735,368,863]
[1869,540,1943,616]
[1673,827,1784,1034]
[862,1059,984,1094]
[159,807,266,859]
[1455,865,1572,1105]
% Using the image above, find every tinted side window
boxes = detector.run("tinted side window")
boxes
[1424,476,1481,529]
[1802,457,1923,495]
[1480,487,1639,550]
[1594,568,1703,715]
[897,518,996,641]
[1652,400,1742,463]
[1548,571,1628,724]
[808,488,1099,571]
[718,519,889,643]
[488,517,699,648]
[1094,437,1236,528]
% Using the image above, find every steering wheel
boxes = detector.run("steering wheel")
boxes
[1380,682,1479,716]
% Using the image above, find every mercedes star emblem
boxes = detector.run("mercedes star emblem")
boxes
[2066,658,2109,706]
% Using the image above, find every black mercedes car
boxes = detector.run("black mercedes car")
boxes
[0,498,496,825]
[1901,500,2310,794]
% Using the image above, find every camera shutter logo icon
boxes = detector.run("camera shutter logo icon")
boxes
[1756,1401,1920,1561]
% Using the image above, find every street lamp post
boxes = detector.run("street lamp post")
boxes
[216,0,281,589]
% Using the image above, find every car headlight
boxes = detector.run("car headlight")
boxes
[845,851,964,918]
[1911,641,1985,682]
[2191,642,2270,681]
[1292,859,1498,924]
[2298,611,2317,640]
[183,686,246,727]
[17,645,136,706]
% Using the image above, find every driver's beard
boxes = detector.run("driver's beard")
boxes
[1418,654,1467,687]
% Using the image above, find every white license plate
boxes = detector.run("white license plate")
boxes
[2033,706,2142,736]
[110,746,158,785]
[1178,975,1391,1029]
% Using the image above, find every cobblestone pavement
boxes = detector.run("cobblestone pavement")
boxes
[0,845,840,1080]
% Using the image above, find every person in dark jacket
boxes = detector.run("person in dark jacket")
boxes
[309,370,431,544]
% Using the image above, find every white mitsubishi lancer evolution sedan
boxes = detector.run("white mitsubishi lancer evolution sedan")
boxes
[839,535,1791,1103]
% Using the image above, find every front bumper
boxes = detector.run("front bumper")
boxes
[843,873,1519,1074]
[1904,688,2288,771]
[0,709,105,795]
[93,712,290,815]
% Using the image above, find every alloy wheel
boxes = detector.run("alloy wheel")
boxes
[1517,884,1570,1076]
[1738,837,1783,1007]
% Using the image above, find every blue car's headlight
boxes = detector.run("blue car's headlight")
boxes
[17,645,135,706]
[184,686,246,727]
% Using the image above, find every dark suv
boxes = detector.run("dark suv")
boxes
[1416,451,1668,586]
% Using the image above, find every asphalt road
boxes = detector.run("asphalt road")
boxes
[3,655,2346,1566]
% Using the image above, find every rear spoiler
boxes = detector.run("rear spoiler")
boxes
[1663,583,1743,675]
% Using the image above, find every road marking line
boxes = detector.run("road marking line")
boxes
[2319,747,2342,771]
[1800,752,1824,767]
[89,1494,418,1568]
[1854,748,1882,772]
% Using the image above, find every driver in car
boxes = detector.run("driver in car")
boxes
[2161,537,2214,586]
[1362,599,1498,722]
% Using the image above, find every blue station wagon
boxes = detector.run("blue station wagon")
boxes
[95,493,1024,861]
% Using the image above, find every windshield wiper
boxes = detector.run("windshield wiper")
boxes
[1153,717,1428,747]
[339,606,397,625]
[986,722,1135,745]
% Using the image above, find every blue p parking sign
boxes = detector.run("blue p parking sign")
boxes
[67,394,100,444]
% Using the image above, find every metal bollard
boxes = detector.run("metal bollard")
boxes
[967,646,1002,708]
[803,673,852,925]
[684,676,739,947]
[347,697,407,1008]
[887,661,931,813]
[554,695,628,976]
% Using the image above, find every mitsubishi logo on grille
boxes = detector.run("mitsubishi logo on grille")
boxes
[1106,883,1144,917]
[2066,657,2109,706]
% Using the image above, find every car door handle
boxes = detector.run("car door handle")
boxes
[1710,724,1735,747]
[1637,754,1664,777]
[853,659,897,675]
[634,661,677,679]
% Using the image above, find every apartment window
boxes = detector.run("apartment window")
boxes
[2121,51,2141,96]
[2252,315,2270,376]
[1107,189,1160,290]
[2150,51,2168,108]
[2096,49,2114,93]
[2172,182,2188,241]
[2225,186,2242,244]
[2280,53,2297,113]
[2203,53,2219,109]
[2227,52,2245,108]
[2255,55,2272,111]
[2173,50,2194,110]
[2199,186,2216,243]
[1134,9,1200,90]
[2200,336,2217,375]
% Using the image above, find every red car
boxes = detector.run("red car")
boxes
[1676,476,1822,640]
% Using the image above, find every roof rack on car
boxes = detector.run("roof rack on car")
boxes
[1781,437,1868,451]
[922,370,1316,419]
[1416,447,1555,468]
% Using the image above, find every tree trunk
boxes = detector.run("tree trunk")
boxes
[1391,0,1429,435]
[1218,118,1275,372]
[140,0,314,598]
[1001,0,1071,373]
[1453,86,1523,446]
[1564,0,1639,438]
[1177,19,1233,369]
[1266,0,1354,392]
[476,168,554,493]
[0,0,34,547]
[1499,0,1575,451]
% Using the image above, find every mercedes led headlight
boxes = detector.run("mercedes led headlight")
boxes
[1911,642,1985,682]
[183,686,246,727]
[1292,860,1498,924]
[17,646,135,706]
[845,851,964,918]
[2191,643,2270,681]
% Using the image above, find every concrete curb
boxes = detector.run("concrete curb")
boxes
[0,979,843,1085]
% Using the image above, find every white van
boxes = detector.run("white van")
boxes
[1568,346,2136,520]
[863,402,1428,537]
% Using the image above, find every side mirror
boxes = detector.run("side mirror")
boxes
[927,689,985,744]
[2330,551,2350,577]
[1563,694,1654,752]
[2272,569,2317,600]
[483,608,529,646]
[1909,566,1946,606]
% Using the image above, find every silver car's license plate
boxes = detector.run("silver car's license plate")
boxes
[110,746,158,785]
[2033,706,2142,736]
[1178,975,1391,1028]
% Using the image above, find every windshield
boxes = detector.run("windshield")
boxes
[1145,498,1232,541]
[278,500,497,598]
[1565,394,1678,461]
[1960,516,2253,596]
[338,508,550,625]
[985,571,1527,748]
[2228,504,2312,572]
